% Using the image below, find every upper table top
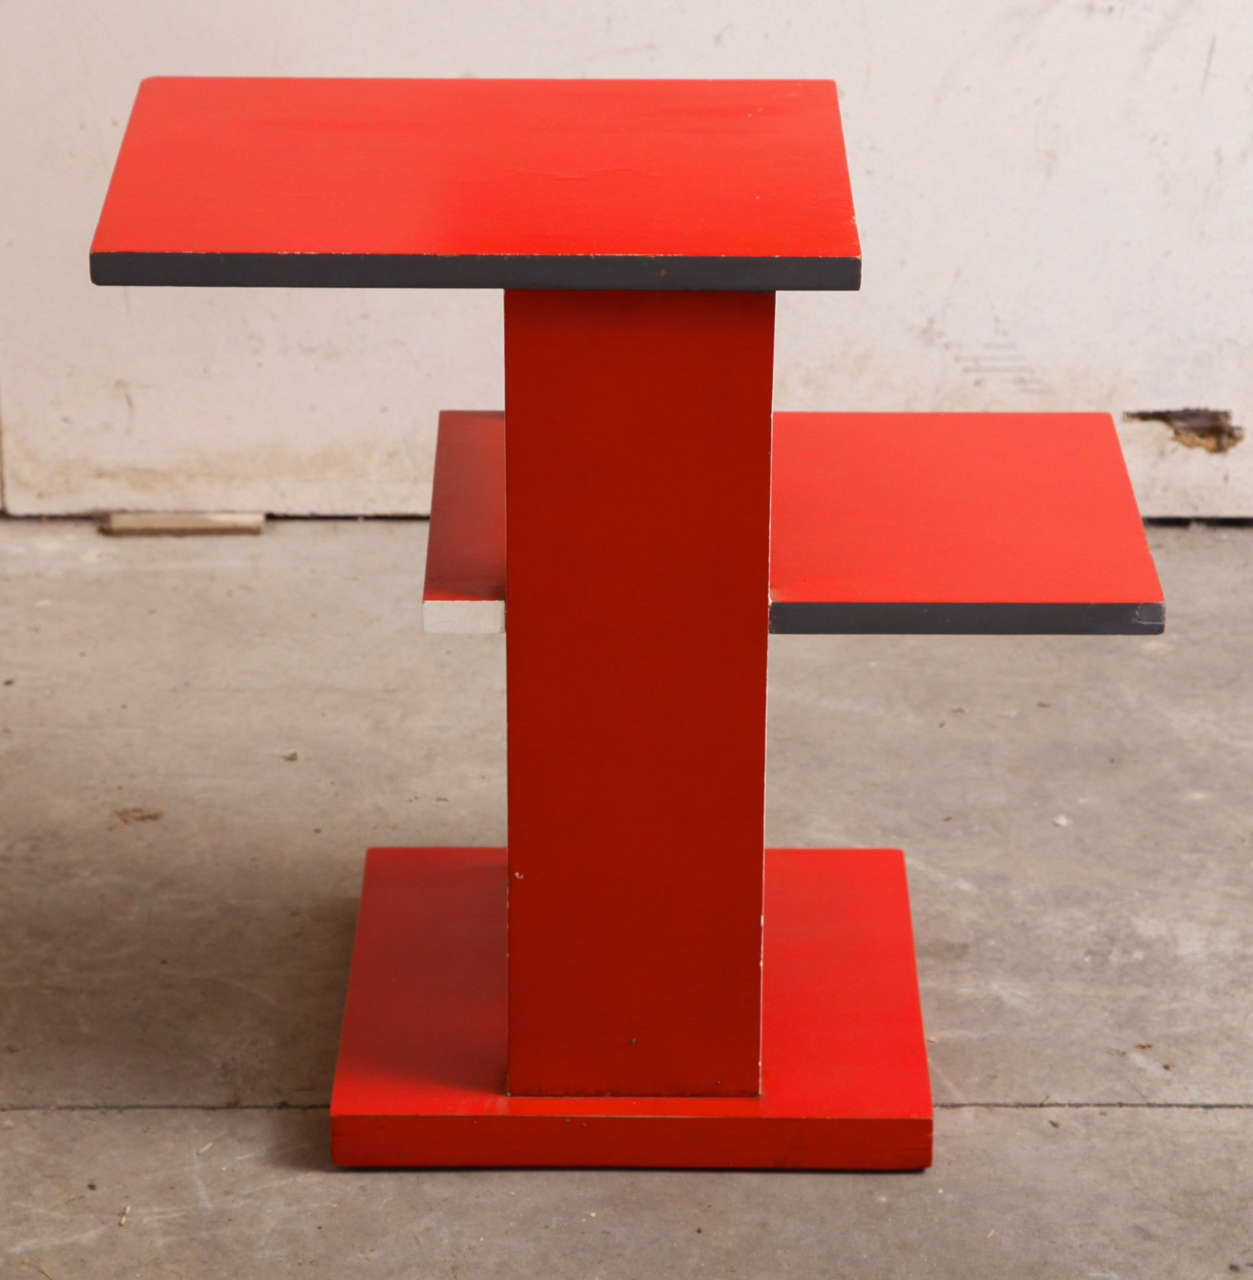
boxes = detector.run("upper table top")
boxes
[90,77,860,291]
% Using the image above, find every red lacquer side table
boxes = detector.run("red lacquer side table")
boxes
[92,77,1163,1169]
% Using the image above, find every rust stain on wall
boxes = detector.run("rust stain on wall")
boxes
[1123,408,1244,454]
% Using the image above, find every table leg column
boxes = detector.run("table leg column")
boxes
[504,289,775,1098]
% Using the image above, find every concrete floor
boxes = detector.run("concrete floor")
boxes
[1,518,1249,1278]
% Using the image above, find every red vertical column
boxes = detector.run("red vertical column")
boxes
[504,289,775,1098]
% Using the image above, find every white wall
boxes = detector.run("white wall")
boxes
[2,0,1251,515]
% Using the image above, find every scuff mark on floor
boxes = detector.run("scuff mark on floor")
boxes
[1123,408,1244,454]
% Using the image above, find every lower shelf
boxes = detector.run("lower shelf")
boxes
[422,409,1164,636]
[331,846,933,1169]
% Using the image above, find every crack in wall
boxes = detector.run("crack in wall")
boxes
[1124,407,1244,454]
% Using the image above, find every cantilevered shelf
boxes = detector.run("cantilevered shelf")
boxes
[423,409,1164,636]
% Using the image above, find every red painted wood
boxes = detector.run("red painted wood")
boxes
[420,410,1161,622]
[424,412,506,607]
[331,847,932,1168]
[504,290,774,1097]
[771,412,1163,606]
[91,78,859,261]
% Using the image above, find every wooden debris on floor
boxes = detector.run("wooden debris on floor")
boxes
[101,512,265,537]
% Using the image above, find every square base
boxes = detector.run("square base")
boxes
[331,847,932,1168]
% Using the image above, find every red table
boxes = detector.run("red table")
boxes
[93,77,1163,1169]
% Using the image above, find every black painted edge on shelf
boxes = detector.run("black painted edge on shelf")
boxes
[768,601,1166,636]
[89,251,861,292]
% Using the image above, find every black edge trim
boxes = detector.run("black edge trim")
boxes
[90,252,861,292]
[769,601,1166,636]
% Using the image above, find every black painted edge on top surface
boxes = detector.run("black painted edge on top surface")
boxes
[768,601,1166,636]
[90,251,861,291]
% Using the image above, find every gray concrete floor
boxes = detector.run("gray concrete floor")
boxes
[1,518,1249,1278]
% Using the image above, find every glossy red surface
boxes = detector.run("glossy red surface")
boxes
[421,410,1163,621]
[504,290,774,1097]
[424,412,506,607]
[331,847,932,1168]
[770,411,1163,606]
[91,78,859,262]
